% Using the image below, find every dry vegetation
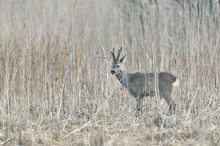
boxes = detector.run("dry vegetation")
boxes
[0,0,219,145]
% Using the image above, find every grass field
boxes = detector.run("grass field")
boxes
[0,0,219,145]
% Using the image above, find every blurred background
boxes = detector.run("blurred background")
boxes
[0,0,219,145]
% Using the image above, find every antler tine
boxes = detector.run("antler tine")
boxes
[111,47,116,61]
[117,46,122,60]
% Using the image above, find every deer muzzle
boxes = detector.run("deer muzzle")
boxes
[111,70,116,75]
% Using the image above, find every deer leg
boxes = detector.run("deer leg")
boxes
[135,96,142,116]
[162,95,176,114]
[164,97,176,114]
[160,85,176,114]
[168,102,176,114]
[136,96,142,111]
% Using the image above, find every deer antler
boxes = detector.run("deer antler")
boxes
[111,47,116,61]
[117,46,122,60]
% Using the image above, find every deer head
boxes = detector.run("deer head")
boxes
[111,47,127,75]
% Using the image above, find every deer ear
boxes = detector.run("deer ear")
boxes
[120,55,127,63]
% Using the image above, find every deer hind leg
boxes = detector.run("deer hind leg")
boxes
[164,95,176,114]
[168,101,176,115]
[160,84,176,114]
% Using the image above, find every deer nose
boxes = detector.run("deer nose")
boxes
[111,70,116,74]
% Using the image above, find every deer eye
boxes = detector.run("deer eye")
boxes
[116,65,120,67]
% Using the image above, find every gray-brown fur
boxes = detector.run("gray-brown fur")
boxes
[111,47,179,115]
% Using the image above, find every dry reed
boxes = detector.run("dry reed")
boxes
[0,0,219,145]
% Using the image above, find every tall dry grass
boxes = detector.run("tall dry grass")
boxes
[0,0,219,145]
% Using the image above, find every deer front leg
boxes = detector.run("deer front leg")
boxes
[135,96,142,116]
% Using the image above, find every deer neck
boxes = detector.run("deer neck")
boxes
[116,71,129,89]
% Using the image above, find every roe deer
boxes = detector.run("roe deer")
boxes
[111,47,179,115]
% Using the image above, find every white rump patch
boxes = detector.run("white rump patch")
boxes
[172,78,180,88]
